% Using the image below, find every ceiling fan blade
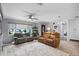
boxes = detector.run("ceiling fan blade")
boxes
[37,3,43,5]
[24,10,36,15]
[24,11,32,14]
[32,18,38,20]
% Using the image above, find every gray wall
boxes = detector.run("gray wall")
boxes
[69,19,79,40]
[2,18,38,44]
[2,19,13,44]
[2,18,79,44]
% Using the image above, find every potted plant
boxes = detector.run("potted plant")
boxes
[23,29,26,34]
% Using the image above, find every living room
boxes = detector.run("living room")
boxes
[0,3,79,56]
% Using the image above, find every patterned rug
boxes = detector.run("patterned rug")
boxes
[1,40,69,56]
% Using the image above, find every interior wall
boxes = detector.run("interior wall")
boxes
[2,19,13,44]
[36,23,41,36]
[1,17,79,43]
[36,22,48,36]
[69,19,79,40]
[2,18,79,44]
[37,19,79,41]
[2,18,38,44]
[45,19,70,41]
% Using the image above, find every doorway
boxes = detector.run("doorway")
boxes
[60,21,68,41]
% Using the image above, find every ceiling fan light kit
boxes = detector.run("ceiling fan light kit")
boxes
[24,10,39,21]
[28,18,32,21]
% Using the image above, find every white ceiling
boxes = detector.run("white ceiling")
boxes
[1,3,79,22]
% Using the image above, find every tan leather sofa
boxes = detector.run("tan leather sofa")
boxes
[38,32,60,48]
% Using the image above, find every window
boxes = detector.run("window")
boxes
[8,23,32,36]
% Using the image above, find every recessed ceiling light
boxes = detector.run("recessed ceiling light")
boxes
[29,19,32,21]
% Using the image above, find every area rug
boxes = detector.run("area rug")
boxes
[1,40,69,56]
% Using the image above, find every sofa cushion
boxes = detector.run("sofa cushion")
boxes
[46,39,54,43]
[51,32,60,38]
[14,33,23,38]
[49,35,55,39]
[43,32,51,39]
[39,37,45,40]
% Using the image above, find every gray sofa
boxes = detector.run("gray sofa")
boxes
[13,33,34,45]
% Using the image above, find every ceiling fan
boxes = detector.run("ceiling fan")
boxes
[24,11,38,21]
[36,3,44,6]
